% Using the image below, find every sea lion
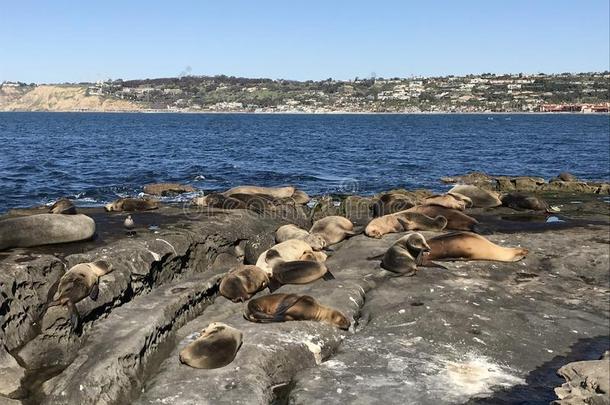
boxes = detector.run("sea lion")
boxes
[422,232,529,263]
[244,293,350,330]
[291,189,311,205]
[275,224,327,251]
[423,194,469,211]
[0,213,96,250]
[46,260,113,326]
[223,185,295,199]
[179,322,242,369]
[268,260,335,292]
[49,198,77,214]
[380,232,431,275]
[557,172,578,182]
[500,192,559,212]
[448,185,502,208]
[219,265,269,302]
[372,192,415,217]
[406,205,479,231]
[309,216,357,245]
[191,193,246,209]
[104,198,158,212]
[447,192,473,208]
[255,239,318,274]
[365,211,447,238]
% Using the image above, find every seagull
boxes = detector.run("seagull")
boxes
[124,215,135,235]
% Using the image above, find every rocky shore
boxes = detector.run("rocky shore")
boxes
[0,173,608,405]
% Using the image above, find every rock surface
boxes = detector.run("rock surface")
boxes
[0,189,609,405]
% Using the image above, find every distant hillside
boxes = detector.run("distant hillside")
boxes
[1,72,608,113]
[0,85,139,112]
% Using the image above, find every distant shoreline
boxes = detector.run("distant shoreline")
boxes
[1,110,608,115]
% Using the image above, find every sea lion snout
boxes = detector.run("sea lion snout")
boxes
[330,310,351,330]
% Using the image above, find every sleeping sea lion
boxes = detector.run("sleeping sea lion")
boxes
[422,232,529,263]
[406,205,479,231]
[223,185,295,199]
[380,232,431,275]
[423,194,469,211]
[219,265,269,302]
[49,198,77,214]
[268,259,335,292]
[179,322,242,369]
[104,198,158,212]
[500,192,559,212]
[372,192,415,217]
[244,293,350,330]
[291,189,311,205]
[448,185,502,208]
[275,224,327,251]
[365,211,447,238]
[309,216,357,245]
[46,260,113,327]
[255,239,318,274]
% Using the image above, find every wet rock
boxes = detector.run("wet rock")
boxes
[143,183,196,196]
[310,196,340,222]
[553,352,610,404]
[441,172,495,186]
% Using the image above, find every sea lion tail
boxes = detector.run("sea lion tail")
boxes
[348,226,365,237]
[322,270,335,281]
[267,278,283,293]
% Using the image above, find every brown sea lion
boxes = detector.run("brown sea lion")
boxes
[379,233,431,276]
[255,239,318,274]
[500,192,560,212]
[223,185,295,199]
[406,205,479,231]
[422,232,529,263]
[372,192,415,217]
[49,198,77,214]
[268,260,335,292]
[46,260,113,326]
[448,185,502,208]
[191,193,247,209]
[423,194,469,211]
[275,224,327,251]
[219,265,269,302]
[179,322,243,369]
[291,189,311,205]
[244,293,350,330]
[104,198,158,212]
[365,211,447,238]
[447,192,473,208]
[309,216,357,245]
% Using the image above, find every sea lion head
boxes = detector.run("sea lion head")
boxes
[104,201,120,212]
[328,309,351,330]
[304,233,327,251]
[91,260,114,276]
[364,222,383,239]
[404,233,431,253]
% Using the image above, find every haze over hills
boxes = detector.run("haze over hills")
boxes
[1,71,608,113]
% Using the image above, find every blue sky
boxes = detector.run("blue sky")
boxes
[1,0,608,83]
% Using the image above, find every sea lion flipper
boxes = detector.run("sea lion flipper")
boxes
[273,294,303,321]
[66,300,80,329]
[322,270,335,281]
[366,253,384,260]
[416,251,424,266]
[89,282,99,301]
[267,278,282,293]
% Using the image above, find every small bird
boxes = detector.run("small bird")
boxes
[124,215,135,235]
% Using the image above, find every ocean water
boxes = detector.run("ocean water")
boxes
[0,112,608,213]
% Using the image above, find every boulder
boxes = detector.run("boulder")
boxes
[553,351,610,404]
[143,183,196,196]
